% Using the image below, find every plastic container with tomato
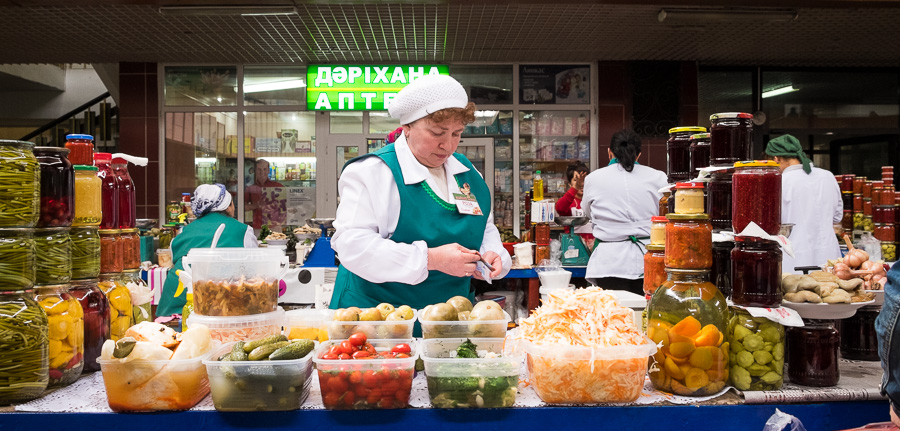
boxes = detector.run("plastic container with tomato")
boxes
[421,338,520,408]
[313,339,417,410]
[203,341,314,411]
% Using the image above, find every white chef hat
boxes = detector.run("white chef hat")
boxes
[388,74,469,125]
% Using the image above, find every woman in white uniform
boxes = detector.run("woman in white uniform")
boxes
[582,129,668,294]
[765,134,843,273]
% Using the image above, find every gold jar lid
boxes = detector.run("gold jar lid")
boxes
[665,213,710,221]
[98,229,121,235]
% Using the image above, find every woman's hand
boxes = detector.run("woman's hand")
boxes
[427,243,480,277]
[571,171,586,191]
[473,251,503,280]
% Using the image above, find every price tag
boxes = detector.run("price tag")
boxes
[737,305,805,327]
[734,222,795,258]
[564,249,580,259]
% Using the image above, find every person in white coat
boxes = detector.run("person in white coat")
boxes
[765,134,843,273]
[582,129,668,294]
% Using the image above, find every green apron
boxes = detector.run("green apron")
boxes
[331,144,490,318]
[157,212,249,317]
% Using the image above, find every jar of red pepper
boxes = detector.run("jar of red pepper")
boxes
[99,229,123,273]
[64,134,94,166]
[665,213,712,269]
[732,161,781,235]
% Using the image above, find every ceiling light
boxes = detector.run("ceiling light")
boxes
[659,8,798,23]
[194,158,217,164]
[244,79,306,93]
[762,86,799,99]
[475,110,498,118]
[159,6,298,17]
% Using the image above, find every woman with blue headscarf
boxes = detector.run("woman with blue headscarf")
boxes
[157,184,258,317]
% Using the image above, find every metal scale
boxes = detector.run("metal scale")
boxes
[303,218,338,267]
[556,215,591,266]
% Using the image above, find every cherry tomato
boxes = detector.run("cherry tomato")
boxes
[366,389,382,405]
[348,333,367,347]
[322,353,338,360]
[394,353,410,359]
[400,377,413,392]
[342,391,356,406]
[318,371,331,386]
[329,346,343,356]
[362,370,379,388]
[323,392,340,407]
[340,341,355,355]
[348,370,363,385]
[396,369,411,380]
[327,375,349,394]
[351,350,371,359]
[381,397,394,409]
[354,384,370,398]
[382,379,400,393]
[395,389,410,405]
[338,353,351,360]
[365,344,377,355]
[391,343,411,355]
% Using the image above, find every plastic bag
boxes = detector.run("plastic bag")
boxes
[549,239,562,263]
[534,258,563,273]
[763,409,807,431]
[858,232,882,262]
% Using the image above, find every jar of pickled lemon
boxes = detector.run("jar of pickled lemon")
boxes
[34,284,84,387]
[98,273,132,341]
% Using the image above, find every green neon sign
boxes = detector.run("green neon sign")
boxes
[307,65,450,111]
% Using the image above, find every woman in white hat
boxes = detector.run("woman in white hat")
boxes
[331,74,511,315]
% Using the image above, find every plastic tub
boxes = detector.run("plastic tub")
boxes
[204,342,314,411]
[421,338,520,408]
[522,338,657,404]
[326,311,417,340]
[187,308,285,343]
[313,340,417,410]
[537,270,572,289]
[183,248,288,316]
[96,350,214,412]
[539,284,576,303]
[285,309,333,342]
[421,310,511,339]
[156,248,173,268]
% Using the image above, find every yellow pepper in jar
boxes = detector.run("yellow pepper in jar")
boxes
[99,275,133,341]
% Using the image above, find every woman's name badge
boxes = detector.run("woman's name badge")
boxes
[453,184,482,215]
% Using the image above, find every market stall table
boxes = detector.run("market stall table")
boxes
[2,358,888,430]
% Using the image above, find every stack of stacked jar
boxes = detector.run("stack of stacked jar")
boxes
[666,127,707,184]
[646,182,733,396]
[836,174,855,238]
[706,113,754,233]
[872,167,897,262]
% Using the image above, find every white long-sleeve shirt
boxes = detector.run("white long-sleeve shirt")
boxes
[582,163,668,279]
[781,163,843,273]
[332,133,511,284]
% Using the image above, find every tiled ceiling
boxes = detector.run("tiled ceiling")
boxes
[1,2,900,66]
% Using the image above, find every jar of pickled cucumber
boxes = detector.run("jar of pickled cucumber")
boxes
[0,140,40,228]
[34,284,83,387]
[725,308,785,391]
[646,269,730,396]
[34,227,71,285]
[68,279,109,373]
[98,273,132,341]
[119,270,152,325]
[0,290,48,404]
[0,228,36,290]
[70,226,100,280]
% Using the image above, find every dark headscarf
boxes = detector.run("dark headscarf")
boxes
[765,134,812,174]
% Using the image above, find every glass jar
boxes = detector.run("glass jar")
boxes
[650,216,667,246]
[166,201,182,224]
[99,229,123,273]
[882,241,896,262]
[709,112,753,166]
[34,147,75,227]
[853,212,864,230]
[73,165,101,226]
[841,192,853,213]
[34,227,71,285]
[0,290,48,404]
[0,140,40,228]
[786,319,839,387]
[841,174,855,193]
[643,244,666,296]
[120,270,152,325]
[667,127,706,183]
[98,273,133,341]
[111,156,136,229]
[659,191,671,217]
[863,215,874,232]
[730,237,783,307]
[853,194,863,213]
[0,228,35,290]
[863,181,874,199]
[674,182,705,214]
[120,228,141,270]
[68,279,109,373]
[707,169,734,232]
[864,198,873,216]
[711,240,734,299]
[665,214,713,269]
[689,133,711,174]
[874,205,894,224]
[70,227,101,280]
[34,284,83,387]
[732,161,782,235]
[64,134,94,165]
[159,224,176,249]
[93,153,119,230]
[838,306,880,361]
[726,308,785,391]
[853,177,865,194]
[646,269,729,396]
[841,210,853,231]
[874,224,895,241]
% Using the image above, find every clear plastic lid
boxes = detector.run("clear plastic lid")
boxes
[187,307,285,329]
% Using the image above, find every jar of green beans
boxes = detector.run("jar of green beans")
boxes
[0,140,40,228]
[35,227,71,285]
[0,228,35,290]
[0,290,49,405]
[70,226,100,280]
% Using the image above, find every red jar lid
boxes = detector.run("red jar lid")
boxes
[651,216,668,223]
[710,112,754,121]
[675,182,704,189]
[93,152,112,162]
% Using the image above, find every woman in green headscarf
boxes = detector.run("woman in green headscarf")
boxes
[765,134,843,273]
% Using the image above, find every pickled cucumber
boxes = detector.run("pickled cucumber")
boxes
[269,340,314,361]
[248,341,289,361]
[243,334,288,353]
[725,309,784,391]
